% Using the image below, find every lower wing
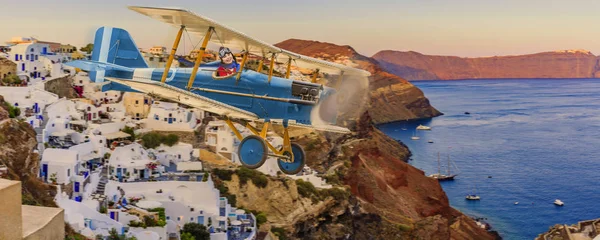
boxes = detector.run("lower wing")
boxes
[105,77,351,134]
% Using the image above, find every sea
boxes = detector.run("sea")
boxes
[378,79,600,240]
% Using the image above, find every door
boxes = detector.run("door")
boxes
[197,216,204,225]
[140,169,145,178]
[42,47,47,54]
[168,118,173,124]
[74,182,80,193]
[42,164,48,181]
[117,168,122,182]
[87,113,91,121]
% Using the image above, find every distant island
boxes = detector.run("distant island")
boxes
[372,49,600,80]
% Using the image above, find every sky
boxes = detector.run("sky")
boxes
[2,0,600,57]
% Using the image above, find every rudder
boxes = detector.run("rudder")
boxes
[90,27,148,82]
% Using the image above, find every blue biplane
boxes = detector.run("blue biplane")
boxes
[67,6,370,174]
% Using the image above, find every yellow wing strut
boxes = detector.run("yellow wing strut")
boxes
[161,25,185,83]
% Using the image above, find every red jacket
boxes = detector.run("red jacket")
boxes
[217,66,236,77]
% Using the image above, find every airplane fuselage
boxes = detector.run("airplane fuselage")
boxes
[103,65,335,125]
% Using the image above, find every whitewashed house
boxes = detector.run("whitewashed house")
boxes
[152,143,194,166]
[204,120,248,161]
[105,180,256,238]
[90,90,121,105]
[75,101,101,122]
[143,101,198,131]
[0,85,59,126]
[108,143,154,182]
[44,117,75,142]
[56,194,125,238]
[46,98,81,120]
[40,148,79,184]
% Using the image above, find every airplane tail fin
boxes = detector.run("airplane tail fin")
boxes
[88,27,147,82]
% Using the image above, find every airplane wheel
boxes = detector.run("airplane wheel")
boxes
[277,143,305,175]
[238,135,268,169]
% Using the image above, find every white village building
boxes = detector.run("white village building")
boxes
[152,143,194,166]
[40,148,80,184]
[7,41,67,82]
[143,101,200,132]
[0,85,59,127]
[105,180,256,239]
[108,143,157,182]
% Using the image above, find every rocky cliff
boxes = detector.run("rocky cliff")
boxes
[372,49,600,80]
[0,117,56,207]
[275,39,442,124]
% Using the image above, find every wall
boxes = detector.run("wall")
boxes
[44,75,78,99]
[0,180,23,240]
[22,205,65,240]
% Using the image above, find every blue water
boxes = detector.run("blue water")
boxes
[378,79,600,240]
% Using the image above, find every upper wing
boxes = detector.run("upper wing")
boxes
[128,6,371,77]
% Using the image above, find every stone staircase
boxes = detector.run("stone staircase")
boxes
[95,167,108,195]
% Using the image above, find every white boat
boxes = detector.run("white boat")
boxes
[554,199,564,206]
[416,124,431,130]
[466,194,481,200]
[514,202,519,205]
[411,131,419,140]
[465,182,480,200]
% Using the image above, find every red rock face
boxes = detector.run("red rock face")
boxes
[276,39,496,239]
[373,50,600,80]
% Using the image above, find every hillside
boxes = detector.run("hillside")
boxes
[373,50,600,80]
[275,39,442,124]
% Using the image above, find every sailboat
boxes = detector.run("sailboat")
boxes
[428,153,457,181]
[466,183,481,200]
[411,131,420,140]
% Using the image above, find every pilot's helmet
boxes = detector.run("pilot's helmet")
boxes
[219,47,232,59]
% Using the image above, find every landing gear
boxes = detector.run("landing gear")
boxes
[226,118,305,174]
[237,135,268,169]
[277,143,305,175]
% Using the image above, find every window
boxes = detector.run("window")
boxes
[93,113,96,118]
[52,124,55,127]
[34,67,37,70]
[154,115,159,120]
[177,216,181,221]
[35,55,38,60]
[168,113,172,117]
[190,217,194,221]
[30,48,34,52]
[26,55,29,60]
[166,216,170,220]
[67,169,70,177]
[135,100,139,104]
[99,140,103,143]
[164,118,167,122]
[79,80,82,84]
[178,154,181,159]
[65,124,68,129]
[149,57,154,61]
